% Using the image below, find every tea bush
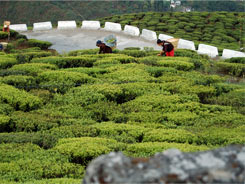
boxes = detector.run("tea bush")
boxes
[157,57,194,71]
[0,143,84,182]
[215,62,245,77]
[9,63,57,76]
[31,56,96,68]
[0,31,8,39]
[37,71,95,93]
[27,39,52,50]
[0,84,42,111]
[16,51,52,63]
[124,142,210,157]
[53,137,125,165]
[0,56,17,69]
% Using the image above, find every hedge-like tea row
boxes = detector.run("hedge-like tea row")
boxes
[37,70,96,93]
[0,143,84,182]
[0,84,42,111]
[9,63,57,76]
[0,56,17,69]
[27,39,52,50]
[215,62,245,77]
[53,137,125,165]
[31,56,96,68]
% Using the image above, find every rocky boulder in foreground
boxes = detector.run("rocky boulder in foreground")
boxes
[83,145,245,183]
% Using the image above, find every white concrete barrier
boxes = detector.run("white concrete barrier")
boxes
[222,49,245,59]
[81,21,100,30]
[58,21,77,29]
[198,44,218,58]
[33,22,52,31]
[158,34,173,41]
[104,22,122,32]
[177,39,196,51]
[9,24,28,32]
[140,29,157,41]
[124,25,140,36]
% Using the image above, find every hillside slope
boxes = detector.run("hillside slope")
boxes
[0,1,244,25]
[98,12,245,52]
[0,40,245,183]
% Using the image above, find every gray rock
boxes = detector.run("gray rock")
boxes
[83,145,245,184]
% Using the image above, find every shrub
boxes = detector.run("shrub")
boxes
[0,31,8,39]
[215,62,245,77]
[146,66,177,77]
[0,56,17,69]
[157,57,194,71]
[91,122,146,143]
[224,57,245,64]
[0,143,84,182]
[53,137,125,165]
[10,111,61,132]
[16,51,52,63]
[0,75,36,89]
[31,56,96,68]
[208,89,245,114]
[124,142,210,157]
[37,71,95,93]
[0,115,11,132]
[103,64,153,83]
[0,84,42,111]
[63,67,108,77]
[9,63,57,76]
[0,103,14,115]
[27,39,52,50]
[68,49,99,56]
[143,128,196,144]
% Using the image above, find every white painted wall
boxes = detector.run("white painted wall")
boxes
[198,44,218,58]
[33,22,52,31]
[81,21,100,30]
[9,24,28,32]
[124,25,140,36]
[104,22,122,32]
[177,39,195,51]
[140,29,157,41]
[158,34,173,41]
[58,21,77,29]
[222,49,245,59]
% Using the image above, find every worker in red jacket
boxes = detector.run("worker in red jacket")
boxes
[3,25,10,33]
[157,39,174,57]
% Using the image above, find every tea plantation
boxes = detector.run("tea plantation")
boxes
[98,12,245,52]
[0,35,245,183]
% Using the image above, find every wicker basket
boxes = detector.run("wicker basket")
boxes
[4,21,11,26]
[167,38,179,50]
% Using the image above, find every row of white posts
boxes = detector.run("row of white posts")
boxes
[9,21,245,59]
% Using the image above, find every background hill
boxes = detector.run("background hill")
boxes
[0,0,244,25]
[98,11,245,52]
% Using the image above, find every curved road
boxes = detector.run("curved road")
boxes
[23,28,161,53]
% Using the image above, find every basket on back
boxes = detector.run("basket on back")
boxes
[167,38,179,50]
[104,35,117,49]
[4,21,11,26]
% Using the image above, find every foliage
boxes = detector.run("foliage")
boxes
[0,55,17,69]
[0,143,84,182]
[0,46,245,183]
[53,137,125,165]
[27,39,52,50]
[0,84,42,111]
[214,62,245,77]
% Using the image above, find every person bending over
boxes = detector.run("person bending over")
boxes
[157,39,174,57]
[96,40,112,54]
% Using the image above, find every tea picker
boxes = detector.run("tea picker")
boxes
[96,35,117,54]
